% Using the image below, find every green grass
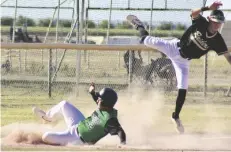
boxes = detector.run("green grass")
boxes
[1,25,184,37]
[1,85,231,130]
[1,84,231,151]
[1,49,230,81]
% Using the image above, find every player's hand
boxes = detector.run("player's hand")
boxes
[209,1,222,10]
[89,82,95,93]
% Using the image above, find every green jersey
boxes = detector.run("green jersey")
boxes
[77,108,117,144]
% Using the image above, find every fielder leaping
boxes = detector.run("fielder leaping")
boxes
[127,1,231,134]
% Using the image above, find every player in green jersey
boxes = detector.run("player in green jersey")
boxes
[32,83,126,146]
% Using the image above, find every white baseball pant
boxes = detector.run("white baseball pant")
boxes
[144,36,190,89]
[42,100,85,145]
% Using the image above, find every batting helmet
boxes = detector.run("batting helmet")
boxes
[99,88,118,108]
[208,10,225,23]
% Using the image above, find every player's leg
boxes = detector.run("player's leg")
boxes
[127,15,189,134]
[170,60,190,134]
[126,15,180,57]
[42,124,83,145]
[46,100,85,128]
[33,100,85,128]
[171,89,187,134]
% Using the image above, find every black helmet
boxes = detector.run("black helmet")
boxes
[99,88,118,108]
[209,10,225,23]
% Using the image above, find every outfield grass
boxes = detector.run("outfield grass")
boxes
[1,26,184,37]
[1,85,231,132]
[1,49,230,85]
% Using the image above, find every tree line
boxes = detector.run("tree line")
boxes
[1,15,187,30]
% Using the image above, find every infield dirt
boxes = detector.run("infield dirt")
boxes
[1,86,231,151]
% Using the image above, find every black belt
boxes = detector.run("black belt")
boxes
[177,42,191,60]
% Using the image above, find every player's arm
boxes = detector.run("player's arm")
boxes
[89,82,100,104]
[224,52,231,65]
[105,118,126,145]
[191,1,223,19]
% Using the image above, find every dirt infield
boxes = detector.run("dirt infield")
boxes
[2,130,231,151]
[1,88,231,151]
[2,112,231,151]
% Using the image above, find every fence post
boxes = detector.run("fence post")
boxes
[226,86,231,96]
[128,50,133,85]
[203,54,208,97]
[75,0,81,97]
[48,49,52,97]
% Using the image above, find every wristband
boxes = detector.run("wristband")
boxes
[201,6,209,11]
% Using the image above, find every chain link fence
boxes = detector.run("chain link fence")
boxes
[1,46,230,97]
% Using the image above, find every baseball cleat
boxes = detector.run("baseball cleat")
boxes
[126,15,145,29]
[32,107,52,122]
[171,117,184,134]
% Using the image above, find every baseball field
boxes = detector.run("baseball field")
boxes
[1,81,231,152]
[1,42,231,151]
[1,0,231,150]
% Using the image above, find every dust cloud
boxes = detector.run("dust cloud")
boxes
[1,84,231,150]
[2,123,47,145]
[1,121,69,145]
[97,84,231,150]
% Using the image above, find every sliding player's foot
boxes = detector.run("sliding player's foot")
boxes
[32,107,52,122]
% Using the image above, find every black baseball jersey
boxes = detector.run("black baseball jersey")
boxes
[178,14,228,59]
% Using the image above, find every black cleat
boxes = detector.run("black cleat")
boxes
[126,15,145,30]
